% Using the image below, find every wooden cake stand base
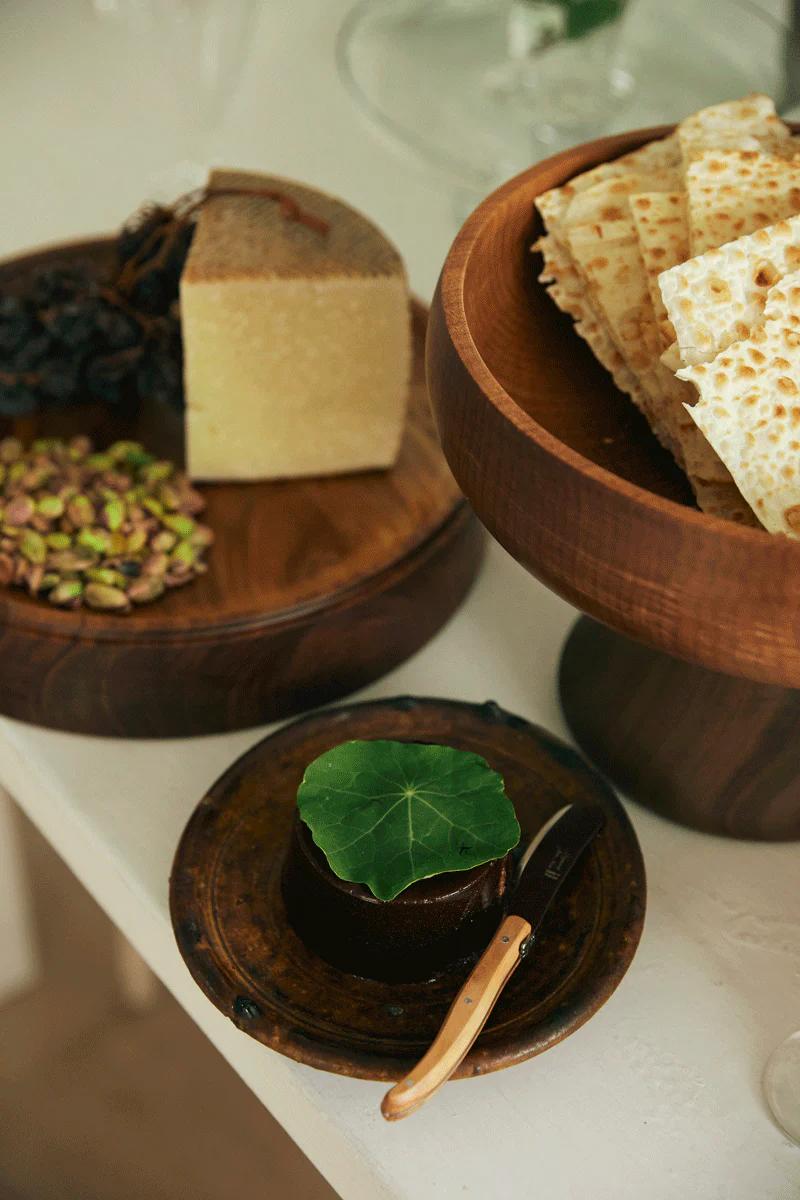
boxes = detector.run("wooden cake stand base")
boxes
[0,240,482,738]
[559,618,800,842]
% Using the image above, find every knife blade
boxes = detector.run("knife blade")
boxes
[511,802,605,951]
[381,802,605,1121]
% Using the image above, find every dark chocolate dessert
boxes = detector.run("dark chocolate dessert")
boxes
[282,816,510,983]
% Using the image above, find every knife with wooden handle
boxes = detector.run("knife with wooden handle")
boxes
[381,803,605,1121]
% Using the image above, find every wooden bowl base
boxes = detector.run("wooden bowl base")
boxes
[0,240,483,737]
[559,618,800,841]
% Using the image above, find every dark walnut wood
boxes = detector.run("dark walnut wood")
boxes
[427,124,800,839]
[560,618,800,841]
[170,697,645,1081]
[427,125,800,689]
[282,815,510,983]
[0,239,483,737]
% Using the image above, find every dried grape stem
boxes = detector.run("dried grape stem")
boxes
[115,183,330,295]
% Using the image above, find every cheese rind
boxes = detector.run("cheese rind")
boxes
[181,170,411,481]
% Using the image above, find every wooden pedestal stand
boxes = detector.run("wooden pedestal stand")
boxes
[428,124,800,841]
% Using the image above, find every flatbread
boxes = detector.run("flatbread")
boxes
[565,223,658,371]
[676,94,791,165]
[561,169,682,228]
[629,192,689,347]
[565,220,694,463]
[533,109,763,524]
[540,224,743,511]
[538,228,692,470]
[660,342,684,372]
[651,360,743,499]
[658,214,800,366]
[686,150,800,255]
[535,233,643,402]
[535,133,680,232]
[563,217,742,487]
[689,479,760,524]
[679,271,800,535]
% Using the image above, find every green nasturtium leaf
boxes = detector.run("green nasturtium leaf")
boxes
[296,739,521,902]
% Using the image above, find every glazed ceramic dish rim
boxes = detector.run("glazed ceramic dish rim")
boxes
[439,122,800,554]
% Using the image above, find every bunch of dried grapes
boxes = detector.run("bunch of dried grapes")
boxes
[0,203,194,418]
[0,184,329,421]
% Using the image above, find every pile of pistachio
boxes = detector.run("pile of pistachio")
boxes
[0,436,213,611]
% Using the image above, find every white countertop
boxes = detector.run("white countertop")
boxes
[2,3,800,1197]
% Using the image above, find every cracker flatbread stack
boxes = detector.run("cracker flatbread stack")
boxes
[564,215,689,466]
[686,151,800,255]
[537,230,648,415]
[629,192,689,348]
[538,138,744,509]
[534,93,798,531]
[535,136,681,372]
[560,169,681,227]
[658,215,800,366]
[564,218,660,371]
[536,133,680,232]
[558,203,743,514]
[676,94,793,165]
[536,148,686,459]
[679,272,800,536]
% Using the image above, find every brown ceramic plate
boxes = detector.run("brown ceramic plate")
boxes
[0,239,482,737]
[426,124,800,688]
[169,696,645,1081]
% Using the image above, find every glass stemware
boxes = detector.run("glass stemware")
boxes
[764,1030,800,1145]
[92,0,258,197]
[338,0,787,219]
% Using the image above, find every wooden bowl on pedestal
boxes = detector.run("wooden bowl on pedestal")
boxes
[426,125,800,841]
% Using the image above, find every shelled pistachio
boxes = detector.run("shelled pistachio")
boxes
[0,436,213,612]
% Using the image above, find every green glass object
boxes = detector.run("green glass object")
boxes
[558,0,626,40]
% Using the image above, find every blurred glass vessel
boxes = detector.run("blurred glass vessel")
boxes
[764,1031,800,1145]
[337,0,787,213]
[485,0,634,142]
[93,0,258,195]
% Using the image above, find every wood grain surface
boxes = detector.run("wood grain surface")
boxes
[426,124,800,688]
[560,617,800,840]
[0,240,483,737]
[169,697,646,1081]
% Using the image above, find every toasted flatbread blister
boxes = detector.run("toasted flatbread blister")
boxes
[532,94,799,529]
[535,232,645,404]
[629,191,689,347]
[679,271,800,536]
[686,149,800,255]
[676,94,792,165]
[561,170,681,228]
[658,215,800,367]
[565,219,661,370]
[563,215,731,481]
[536,133,680,232]
[564,218,682,453]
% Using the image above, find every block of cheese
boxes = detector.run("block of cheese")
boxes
[180,170,411,480]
